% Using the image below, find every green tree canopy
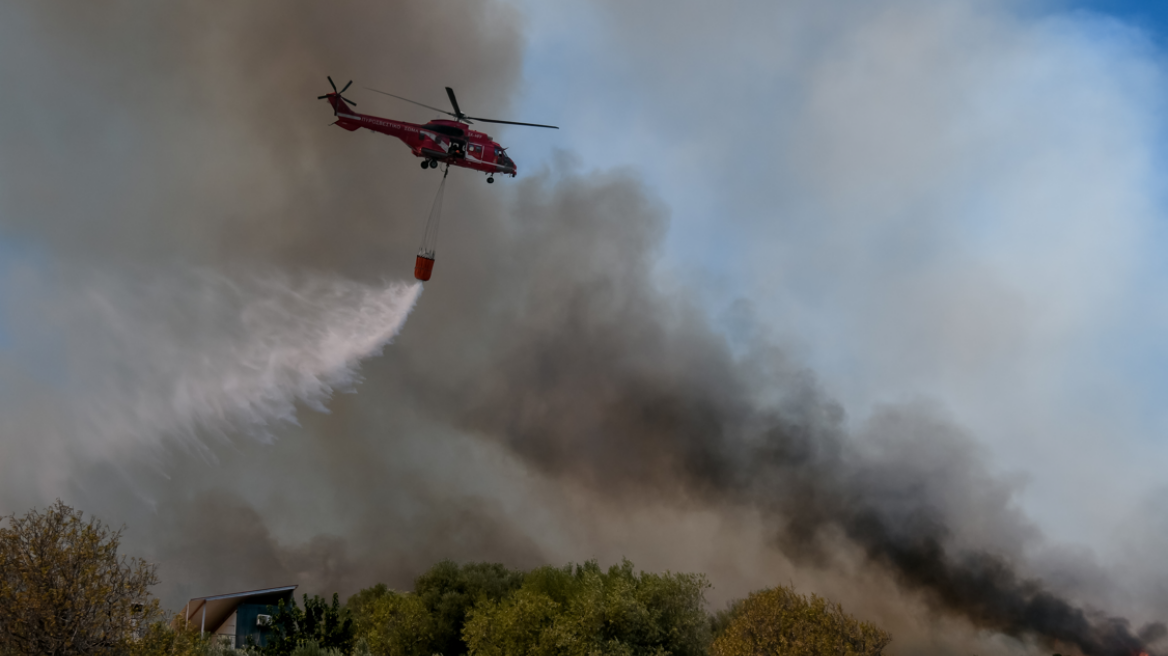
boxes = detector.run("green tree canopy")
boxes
[412,560,526,656]
[709,584,891,656]
[263,593,354,656]
[349,561,892,656]
[346,585,434,656]
[0,500,160,656]
[346,561,524,656]
[462,559,710,656]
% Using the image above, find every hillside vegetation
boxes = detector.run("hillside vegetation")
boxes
[0,502,890,656]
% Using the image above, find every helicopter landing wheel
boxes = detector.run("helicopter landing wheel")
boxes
[429,159,439,169]
[421,160,430,169]
[487,176,495,184]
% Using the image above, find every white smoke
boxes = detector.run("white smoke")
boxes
[0,266,421,503]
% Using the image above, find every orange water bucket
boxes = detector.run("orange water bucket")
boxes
[414,255,435,281]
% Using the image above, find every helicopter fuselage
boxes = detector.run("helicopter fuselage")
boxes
[326,96,517,177]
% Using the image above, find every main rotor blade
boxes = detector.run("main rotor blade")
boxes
[364,88,456,117]
[317,95,330,99]
[328,76,337,92]
[466,116,560,129]
[341,96,357,106]
[340,80,353,93]
[445,87,463,118]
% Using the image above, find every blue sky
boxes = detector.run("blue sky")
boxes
[1069,0,1168,36]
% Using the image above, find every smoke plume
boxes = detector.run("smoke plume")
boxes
[432,171,1164,656]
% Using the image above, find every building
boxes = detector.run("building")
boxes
[182,585,297,649]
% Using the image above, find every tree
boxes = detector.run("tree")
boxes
[352,560,713,656]
[0,500,160,656]
[262,593,354,656]
[709,584,891,656]
[462,559,711,656]
[709,598,744,643]
[409,560,526,656]
[346,562,525,656]
[346,585,435,656]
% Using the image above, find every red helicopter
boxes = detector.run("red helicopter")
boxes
[318,77,558,183]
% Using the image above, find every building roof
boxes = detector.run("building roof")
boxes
[183,585,297,634]
[187,585,298,604]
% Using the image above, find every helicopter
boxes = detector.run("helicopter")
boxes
[318,77,558,183]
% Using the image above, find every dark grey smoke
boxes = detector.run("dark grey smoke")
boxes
[0,3,1161,656]
[425,173,1165,656]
